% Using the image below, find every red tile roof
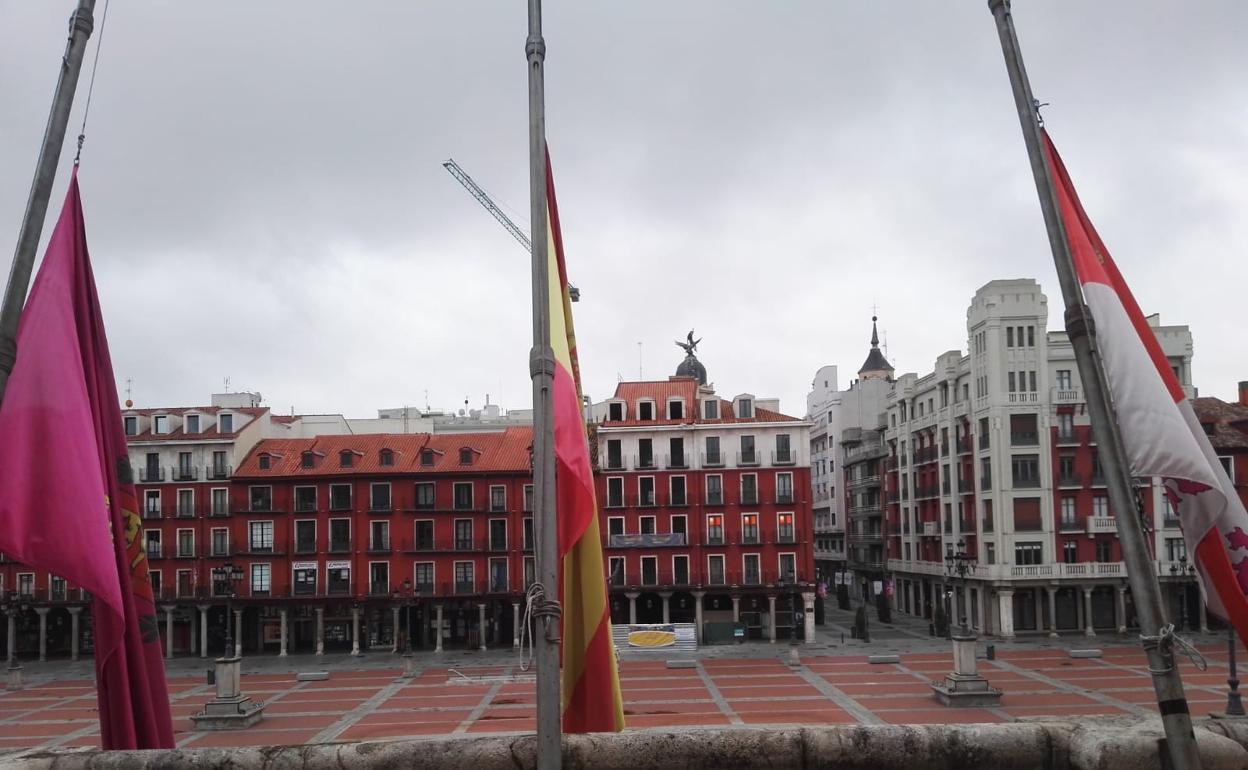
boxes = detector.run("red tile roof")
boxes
[604,378,800,426]
[234,427,534,478]
[1193,397,1248,451]
[124,406,270,443]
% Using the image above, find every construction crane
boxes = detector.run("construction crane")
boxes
[443,158,579,301]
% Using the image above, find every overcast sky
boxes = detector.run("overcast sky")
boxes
[2,2,1244,421]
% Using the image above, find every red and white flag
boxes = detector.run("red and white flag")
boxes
[1044,131,1248,645]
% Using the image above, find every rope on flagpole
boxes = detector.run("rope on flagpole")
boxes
[73,0,110,166]
[517,582,562,673]
[1142,624,1208,674]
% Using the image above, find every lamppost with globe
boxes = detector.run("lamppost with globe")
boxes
[392,579,419,677]
[944,539,977,636]
[1168,554,1196,630]
[4,593,31,689]
[210,562,244,658]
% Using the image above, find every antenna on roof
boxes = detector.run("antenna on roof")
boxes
[223,376,231,393]
[638,341,643,380]
[882,329,889,362]
[124,377,133,408]
[424,389,430,412]
[403,404,409,434]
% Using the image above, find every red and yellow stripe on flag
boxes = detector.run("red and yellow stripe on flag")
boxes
[544,150,625,733]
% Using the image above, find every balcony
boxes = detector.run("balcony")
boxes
[175,505,195,518]
[741,532,761,546]
[368,503,393,514]
[979,434,990,450]
[1057,472,1084,488]
[369,582,391,596]
[706,492,724,506]
[139,467,165,483]
[454,581,476,596]
[328,541,351,553]
[602,455,628,471]
[1059,517,1082,533]
[666,453,689,470]
[980,476,992,491]
[171,465,199,482]
[209,504,230,518]
[922,521,939,536]
[1008,393,1039,403]
[634,454,657,471]
[739,490,759,506]
[1051,386,1083,405]
[244,545,284,556]
[957,437,973,455]
[737,451,761,467]
[776,529,796,544]
[175,547,196,559]
[982,517,993,533]
[294,540,317,554]
[1055,431,1081,446]
[206,464,232,480]
[705,534,725,546]
[1010,432,1039,447]
[638,491,657,508]
[454,539,475,552]
[1086,517,1118,536]
[367,540,392,554]
[1090,472,1107,487]
[772,450,796,466]
[1162,516,1182,529]
[1012,476,1041,489]
[957,479,975,494]
[488,578,509,594]
[776,492,794,505]
[294,500,318,513]
[143,506,163,520]
[145,545,166,560]
[702,451,725,468]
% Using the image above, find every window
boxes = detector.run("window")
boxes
[340,450,354,468]
[779,553,796,582]
[414,563,434,592]
[1219,456,1235,482]
[670,476,687,506]
[608,402,624,421]
[370,483,391,511]
[743,554,761,585]
[1011,454,1040,488]
[177,489,194,517]
[211,451,228,478]
[1014,541,1042,565]
[1029,371,1037,392]
[608,557,625,587]
[668,437,686,468]
[641,556,658,586]
[741,513,759,544]
[637,438,654,469]
[414,520,434,550]
[490,485,506,512]
[740,435,756,464]
[154,415,168,434]
[1166,538,1187,562]
[459,448,474,465]
[667,399,684,420]
[985,542,995,564]
[211,528,229,556]
[295,520,316,553]
[301,452,315,469]
[703,400,719,419]
[249,486,272,512]
[523,484,533,511]
[979,417,990,445]
[1007,372,1016,393]
[293,565,317,596]
[1093,496,1109,518]
[740,474,758,504]
[706,514,724,545]
[605,439,623,470]
[1056,370,1072,390]
[1056,413,1075,441]
[738,398,754,419]
[17,573,35,597]
[149,570,162,597]
[177,529,194,557]
[708,554,725,585]
[490,520,507,550]
[327,564,350,595]
[415,482,435,510]
[776,473,793,503]
[638,401,654,421]
[1063,540,1078,564]
[1060,497,1077,527]
[608,517,624,538]
[1027,326,1035,347]
[705,436,722,465]
[777,512,795,543]
[1007,327,1014,347]
[258,454,271,471]
[673,555,690,585]
[329,519,351,551]
[420,449,435,466]
[454,562,475,593]
[1095,540,1111,563]
[453,482,473,510]
[175,571,191,598]
[184,414,199,434]
[124,416,137,435]
[639,477,655,507]
[455,519,473,550]
[250,564,271,596]
[370,521,390,551]
[249,521,273,552]
[1010,414,1038,446]
[606,477,624,508]
[144,489,161,517]
[331,486,351,511]
[218,413,233,433]
[489,558,508,592]
[671,514,687,541]
[706,475,723,506]
[1013,497,1042,531]
[775,434,792,464]
[379,449,394,467]
[295,486,316,512]
[523,517,534,551]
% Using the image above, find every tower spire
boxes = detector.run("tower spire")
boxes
[858,313,894,381]
[870,315,880,348]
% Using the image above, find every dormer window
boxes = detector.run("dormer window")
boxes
[185,414,199,434]
[340,450,354,468]
[737,398,754,419]
[153,415,168,434]
[667,399,684,420]
[124,416,137,436]
[380,449,394,467]
[420,449,435,467]
[638,401,655,421]
[219,413,233,433]
[608,402,624,421]
[703,400,719,420]
[459,448,474,465]
[258,454,271,470]
[301,451,315,469]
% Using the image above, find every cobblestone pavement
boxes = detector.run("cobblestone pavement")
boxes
[0,608,1234,755]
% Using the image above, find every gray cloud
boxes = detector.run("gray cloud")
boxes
[2,1,1244,419]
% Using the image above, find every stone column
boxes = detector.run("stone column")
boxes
[391,606,401,653]
[279,609,289,657]
[997,590,1015,638]
[1046,587,1059,638]
[68,607,82,662]
[36,608,50,662]
[692,591,704,644]
[198,606,209,659]
[6,613,15,663]
[978,587,990,635]
[660,592,672,624]
[162,606,175,659]
[1081,586,1096,637]
[350,606,361,656]
[477,603,487,651]
[802,591,816,645]
[434,605,444,653]
[512,602,521,649]
[315,606,325,656]
[731,595,740,622]
[234,609,244,659]
[767,595,777,643]
[1115,586,1128,634]
[189,608,197,656]
[626,592,639,625]
[1198,593,1209,634]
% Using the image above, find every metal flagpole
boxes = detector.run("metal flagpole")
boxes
[525,1,562,768]
[0,0,97,405]
[987,2,1202,768]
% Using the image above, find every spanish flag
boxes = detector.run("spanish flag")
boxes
[545,151,626,732]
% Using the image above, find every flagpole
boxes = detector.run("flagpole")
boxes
[0,0,96,405]
[525,1,562,768]
[987,2,1201,768]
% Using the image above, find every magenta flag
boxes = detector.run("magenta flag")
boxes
[0,170,174,749]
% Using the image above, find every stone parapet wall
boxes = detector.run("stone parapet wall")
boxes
[8,718,1248,770]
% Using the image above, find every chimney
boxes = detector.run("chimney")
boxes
[1239,381,1248,407]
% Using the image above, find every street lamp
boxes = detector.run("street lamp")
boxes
[944,539,977,636]
[1169,554,1195,630]
[210,562,244,658]
[392,579,419,676]
[1225,625,1245,717]
[4,594,30,687]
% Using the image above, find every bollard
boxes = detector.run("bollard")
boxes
[206,668,215,685]
[986,644,996,661]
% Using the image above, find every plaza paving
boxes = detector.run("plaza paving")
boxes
[0,608,1236,755]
